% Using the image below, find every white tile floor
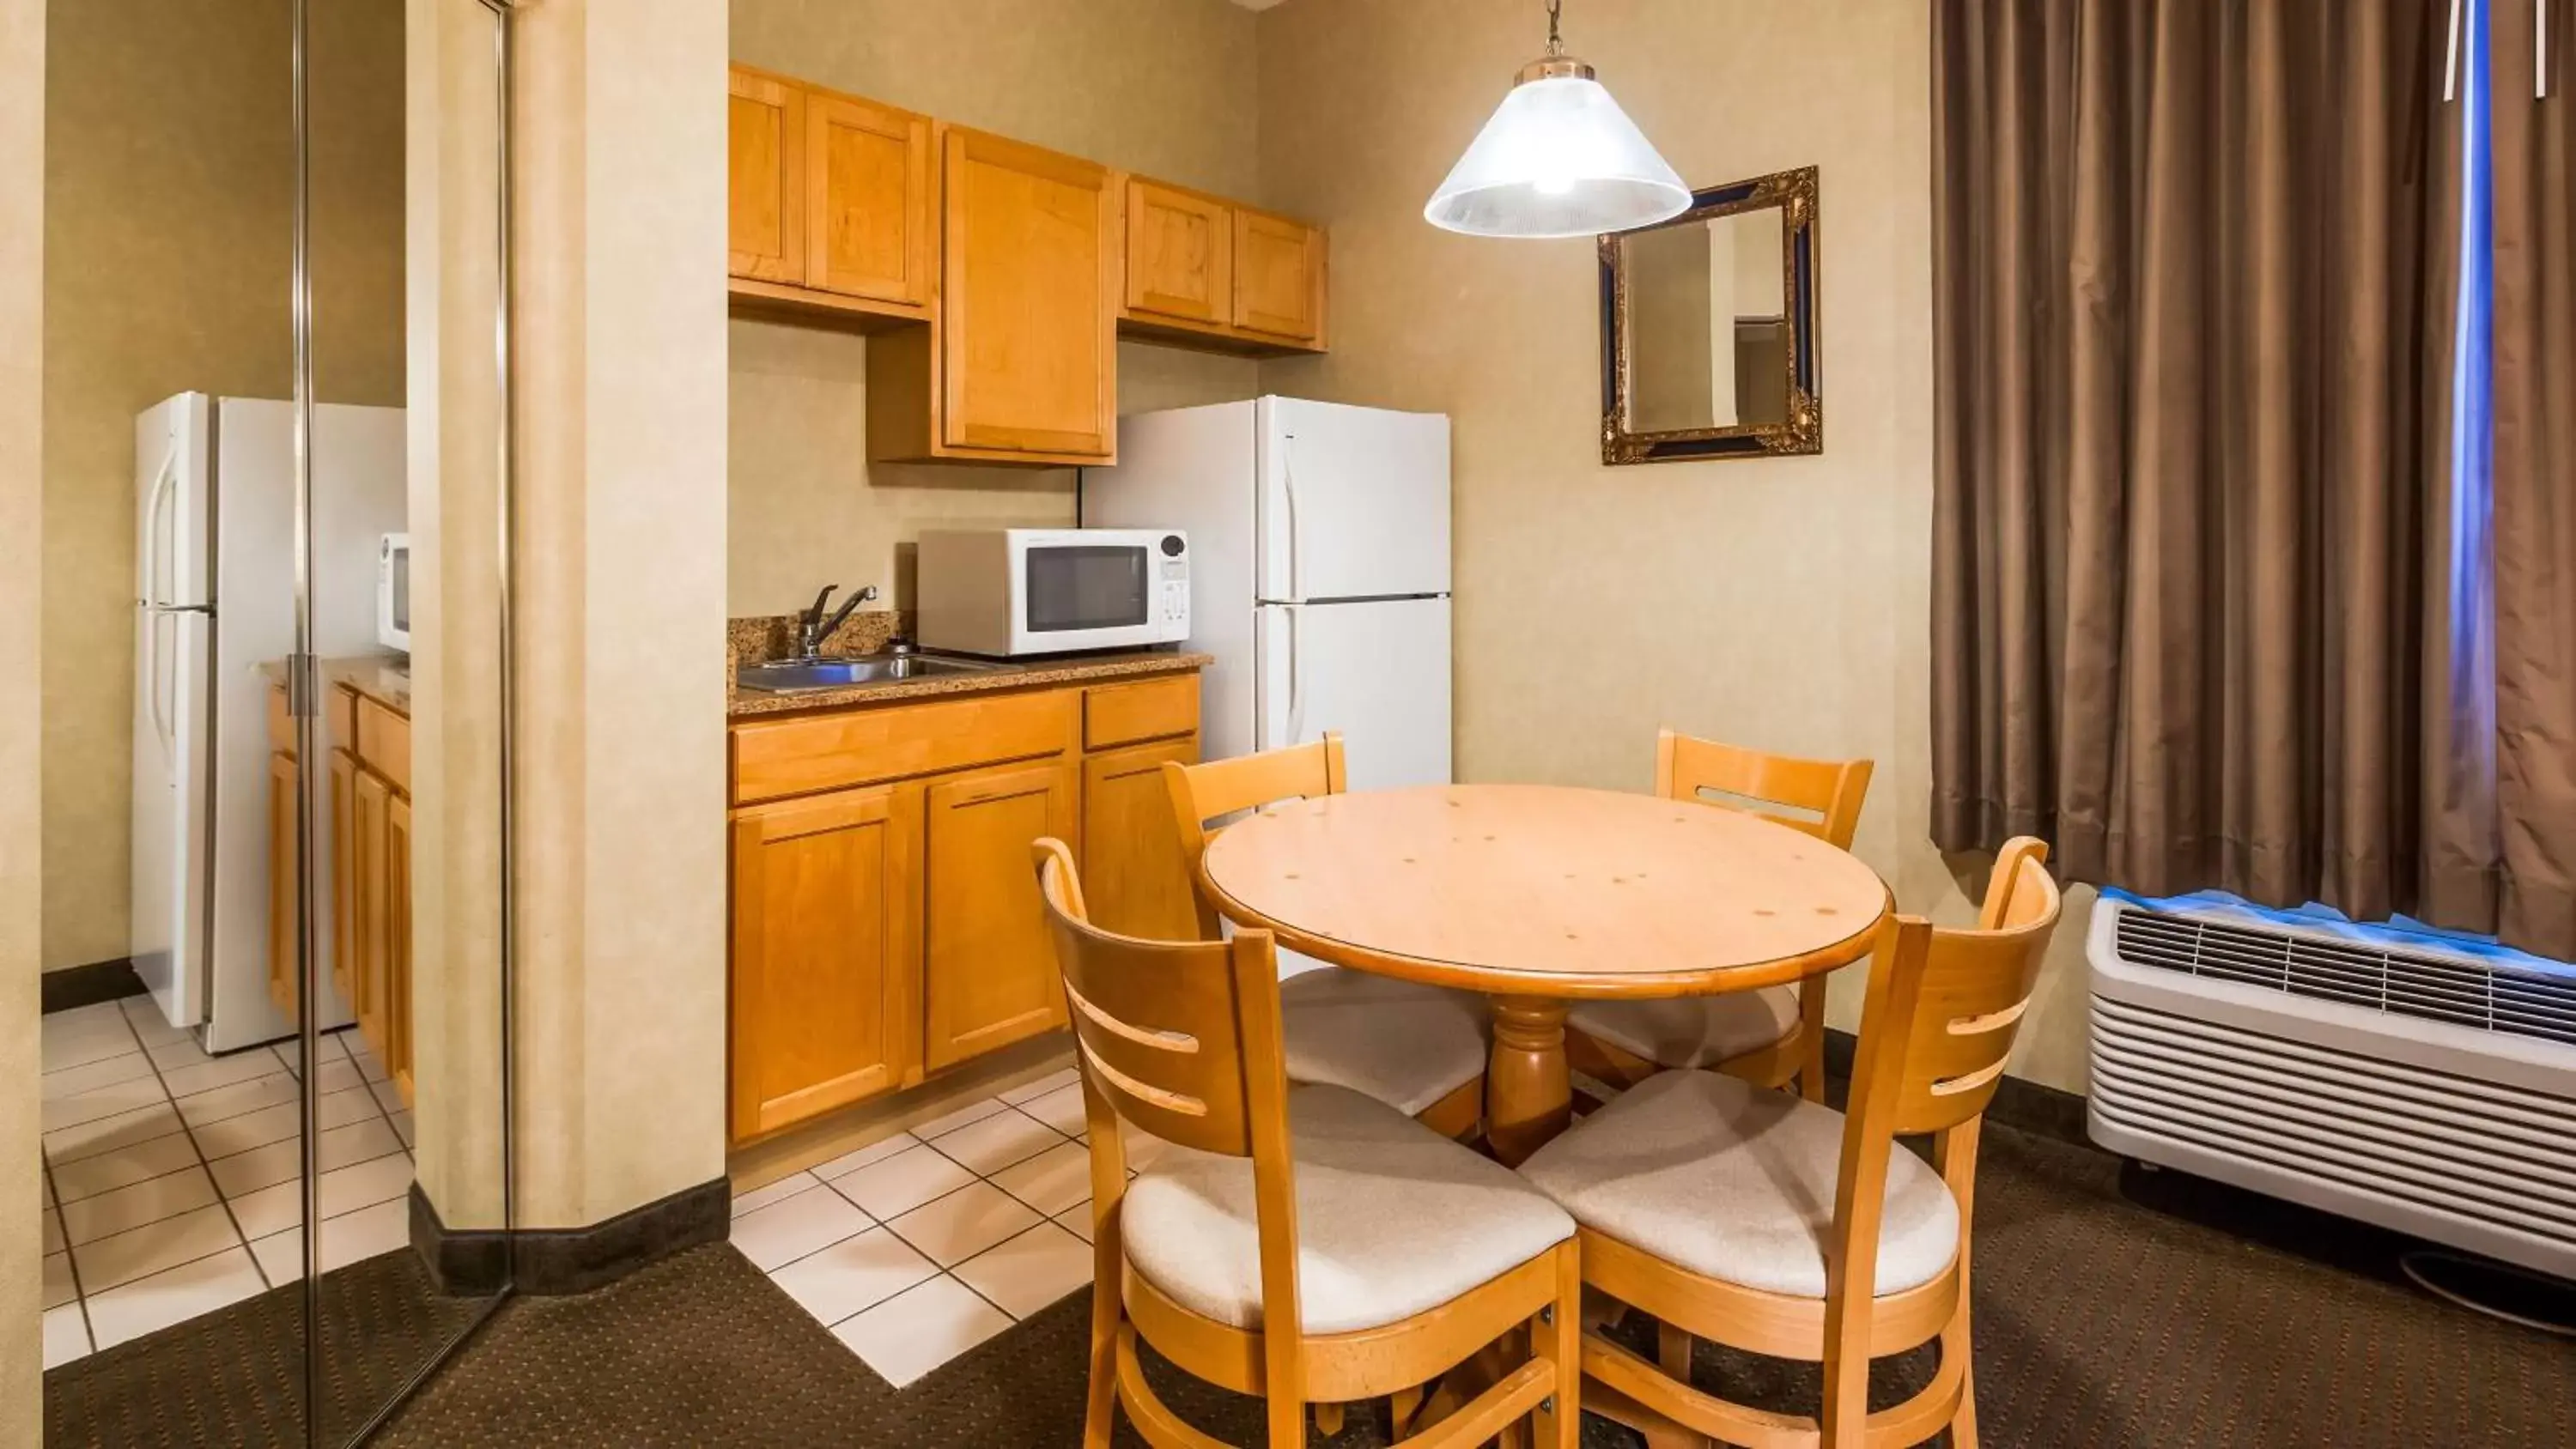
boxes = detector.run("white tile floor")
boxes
[36,997,416,1370]
[730,1066,1115,1388]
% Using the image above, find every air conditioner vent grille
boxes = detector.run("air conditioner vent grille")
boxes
[2111,909,2576,1047]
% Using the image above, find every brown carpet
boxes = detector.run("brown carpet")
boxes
[46,1124,2576,1447]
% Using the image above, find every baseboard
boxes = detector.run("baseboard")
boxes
[410,1175,731,1299]
[41,957,145,1016]
[1822,1028,2093,1149]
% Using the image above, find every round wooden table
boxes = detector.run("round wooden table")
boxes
[1197,783,1893,1163]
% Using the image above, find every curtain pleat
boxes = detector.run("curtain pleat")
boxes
[2488,0,2576,956]
[1932,1,2467,926]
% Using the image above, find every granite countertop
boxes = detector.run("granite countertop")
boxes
[725,609,1209,718]
[258,655,412,716]
[726,647,1213,718]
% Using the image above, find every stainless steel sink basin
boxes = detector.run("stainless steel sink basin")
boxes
[736,653,1019,694]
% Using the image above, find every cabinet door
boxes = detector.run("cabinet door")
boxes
[728,69,806,283]
[351,767,391,1064]
[1080,738,1202,943]
[731,786,920,1142]
[266,752,299,1022]
[328,748,356,1005]
[921,760,1077,1072]
[1232,208,1325,343]
[806,92,933,306]
[941,126,1118,458]
[1124,179,1230,324]
[384,791,414,1109]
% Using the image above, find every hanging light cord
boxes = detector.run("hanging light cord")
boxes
[1545,0,1565,58]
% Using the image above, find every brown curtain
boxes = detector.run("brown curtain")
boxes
[1929,2,2472,926]
[2489,0,2576,955]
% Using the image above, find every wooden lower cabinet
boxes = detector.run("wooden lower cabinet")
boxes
[726,671,1203,1145]
[730,785,921,1143]
[920,760,1077,1073]
[384,793,413,1105]
[1079,739,1200,941]
[328,748,357,1004]
[351,767,392,1058]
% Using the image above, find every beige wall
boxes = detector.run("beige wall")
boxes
[4,0,45,1428]
[39,0,405,972]
[1254,0,2091,1093]
[494,0,732,1231]
[724,0,1263,618]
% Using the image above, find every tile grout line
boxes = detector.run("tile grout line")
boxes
[120,1013,275,1294]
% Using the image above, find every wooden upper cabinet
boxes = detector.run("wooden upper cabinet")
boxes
[1232,207,1327,345]
[1124,179,1230,325]
[730,786,920,1143]
[727,69,805,284]
[805,91,934,306]
[920,758,1078,1072]
[939,126,1119,461]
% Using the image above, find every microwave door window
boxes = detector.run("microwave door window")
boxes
[1027,546,1148,632]
[390,549,410,633]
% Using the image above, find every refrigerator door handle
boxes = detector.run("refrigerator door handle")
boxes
[148,612,173,770]
[141,440,178,608]
[1285,604,1305,746]
[1282,433,1303,603]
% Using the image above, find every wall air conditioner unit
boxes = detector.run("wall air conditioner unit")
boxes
[2087,894,2576,1281]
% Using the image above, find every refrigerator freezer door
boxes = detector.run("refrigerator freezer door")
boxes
[1255,597,1452,790]
[136,392,211,608]
[1256,398,1450,603]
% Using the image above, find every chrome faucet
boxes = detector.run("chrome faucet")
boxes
[797,583,878,659]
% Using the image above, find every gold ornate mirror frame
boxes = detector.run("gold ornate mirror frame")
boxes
[1600,165,1822,464]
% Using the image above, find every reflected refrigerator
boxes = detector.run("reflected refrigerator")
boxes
[131,392,404,1051]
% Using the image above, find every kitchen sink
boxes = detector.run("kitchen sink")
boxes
[737,653,1020,694]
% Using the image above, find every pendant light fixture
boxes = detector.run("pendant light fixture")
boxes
[1424,0,1690,239]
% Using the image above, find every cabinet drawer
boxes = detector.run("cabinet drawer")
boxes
[356,696,411,795]
[1083,676,1199,751]
[732,688,1075,804]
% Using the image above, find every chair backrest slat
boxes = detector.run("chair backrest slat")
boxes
[1874,840,2062,1137]
[1163,735,1347,939]
[1656,728,1872,850]
[1036,839,1279,1158]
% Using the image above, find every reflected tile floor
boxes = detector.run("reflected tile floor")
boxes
[730,1065,1116,1389]
[36,997,415,1368]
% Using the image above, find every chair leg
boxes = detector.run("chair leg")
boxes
[1531,1240,1583,1449]
[1083,1259,1119,1447]
[1643,1320,1708,1449]
[1313,1402,1345,1437]
[1391,1383,1425,1435]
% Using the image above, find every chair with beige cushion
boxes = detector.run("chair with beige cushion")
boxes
[1566,729,1873,1103]
[1163,735,1492,1139]
[1521,837,2062,1449]
[1033,839,1583,1448]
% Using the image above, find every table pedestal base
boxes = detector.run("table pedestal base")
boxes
[1486,996,1571,1167]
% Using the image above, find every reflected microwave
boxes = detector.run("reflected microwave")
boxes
[914,528,1190,657]
[376,532,410,653]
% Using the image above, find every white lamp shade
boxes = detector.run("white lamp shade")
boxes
[1424,74,1691,239]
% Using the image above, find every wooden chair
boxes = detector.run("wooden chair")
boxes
[1521,838,2062,1449]
[1163,734,1491,1141]
[1565,730,1874,1103]
[1034,840,1583,1449]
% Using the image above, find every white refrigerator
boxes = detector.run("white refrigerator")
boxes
[132,392,404,1052]
[1084,397,1453,789]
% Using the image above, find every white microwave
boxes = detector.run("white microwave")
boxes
[376,532,410,652]
[914,528,1190,657]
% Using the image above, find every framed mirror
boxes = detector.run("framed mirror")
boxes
[1600,165,1820,464]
